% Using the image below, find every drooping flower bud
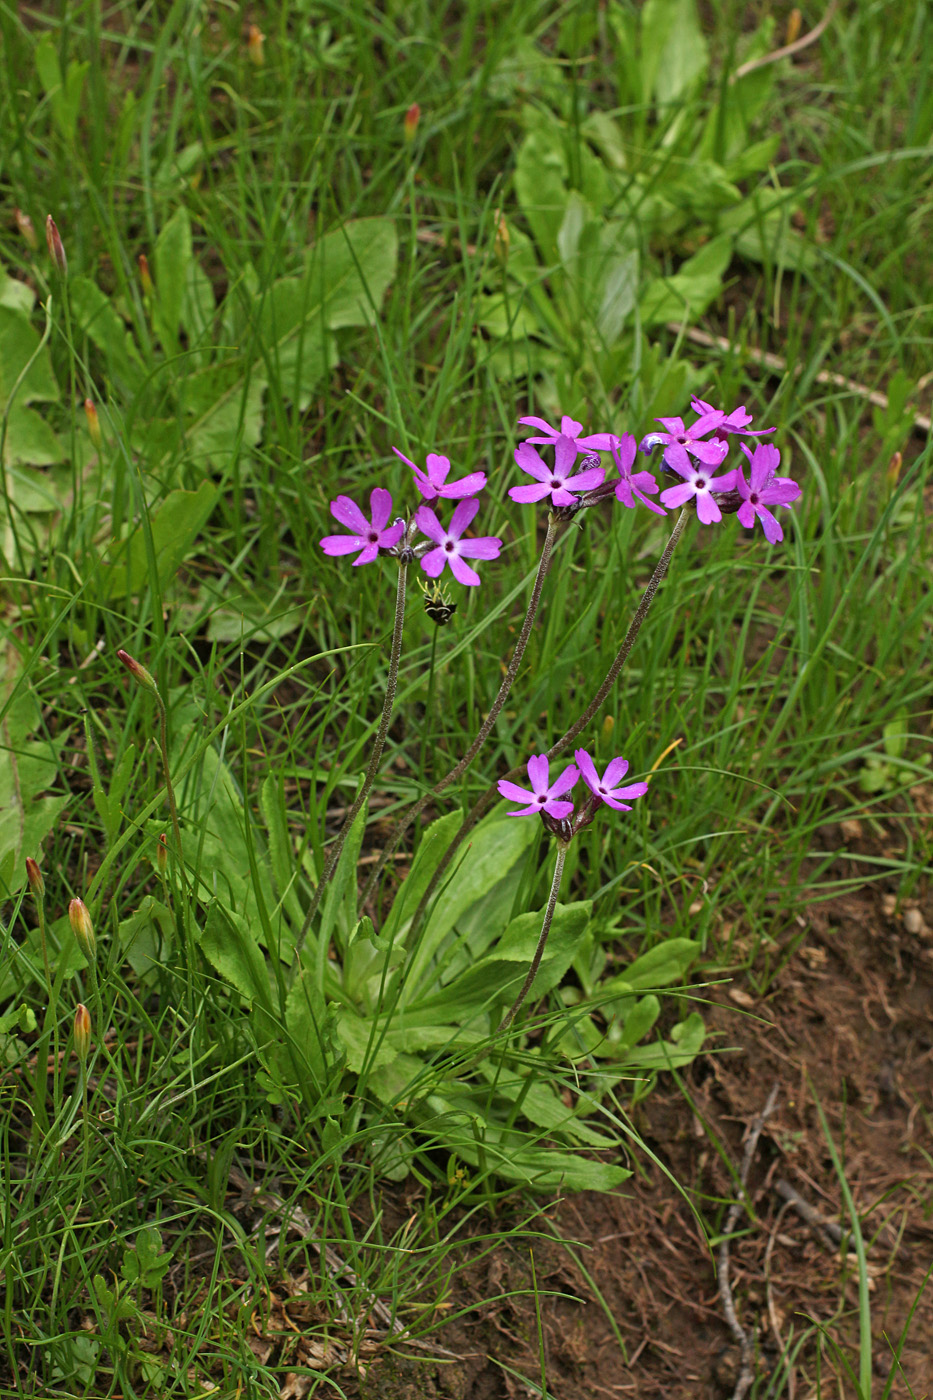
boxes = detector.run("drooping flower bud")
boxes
[138,253,153,297]
[26,857,45,901]
[247,23,265,66]
[404,103,421,143]
[84,398,103,452]
[15,209,38,251]
[74,1004,92,1063]
[116,648,158,693]
[69,897,97,963]
[45,216,67,276]
[493,210,510,269]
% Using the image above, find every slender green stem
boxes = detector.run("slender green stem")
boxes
[156,695,185,882]
[405,508,690,940]
[361,515,559,910]
[296,558,409,954]
[30,895,54,1140]
[496,840,567,1037]
[419,626,440,788]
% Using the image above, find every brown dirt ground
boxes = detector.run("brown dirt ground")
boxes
[340,868,933,1400]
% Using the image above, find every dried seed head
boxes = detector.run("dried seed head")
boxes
[45,216,67,276]
[69,897,97,963]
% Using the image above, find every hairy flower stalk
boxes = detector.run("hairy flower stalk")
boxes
[404,508,689,937]
[360,514,559,910]
[296,555,410,953]
[496,840,568,1037]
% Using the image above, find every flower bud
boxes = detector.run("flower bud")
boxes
[886,450,902,490]
[156,833,168,875]
[26,857,45,901]
[45,216,67,276]
[785,8,802,44]
[493,210,510,269]
[69,897,97,963]
[84,398,103,452]
[247,23,265,66]
[601,714,615,743]
[15,209,38,251]
[116,648,158,693]
[138,253,153,297]
[74,1003,92,1063]
[403,103,420,143]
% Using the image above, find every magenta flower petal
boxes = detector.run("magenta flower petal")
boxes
[602,756,630,787]
[513,443,551,482]
[414,505,445,544]
[517,414,613,457]
[449,497,480,535]
[457,537,502,560]
[330,495,370,533]
[574,748,648,812]
[509,482,554,503]
[320,534,366,556]
[526,754,550,792]
[564,465,605,493]
[352,543,381,567]
[543,798,575,819]
[369,487,394,532]
[695,492,723,525]
[659,482,696,510]
[497,779,536,806]
[548,763,580,799]
[448,554,482,586]
[424,452,451,485]
[439,471,488,499]
[419,546,447,578]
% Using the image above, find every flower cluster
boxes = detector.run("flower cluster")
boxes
[497,749,649,840]
[319,397,803,590]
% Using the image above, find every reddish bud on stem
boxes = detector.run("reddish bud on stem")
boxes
[157,833,168,875]
[45,216,67,276]
[26,857,45,901]
[116,649,158,694]
[404,103,421,143]
[84,398,103,451]
[138,253,153,296]
[247,23,265,66]
[493,210,510,268]
[69,897,97,963]
[74,1004,91,1063]
[15,209,38,251]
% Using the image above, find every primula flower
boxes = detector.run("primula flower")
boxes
[509,437,605,507]
[658,443,737,524]
[690,397,775,439]
[735,443,801,543]
[574,749,648,811]
[518,414,613,454]
[320,488,405,566]
[610,434,666,515]
[497,754,580,818]
[414,498,501,586]
[639,412,730,468]
[392,446,487,501]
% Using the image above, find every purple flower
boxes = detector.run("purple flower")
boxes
[509,436,605,507]
[639,412,730,469]
[497,754,580,818]
[610,434,666,515]
[414,498,501,586]
[392,446,487,501]
[574,749,648,811]
[658,443,737,525]
[320,488,405,566]
[735,443,801,543]
[518,414,613,454]
[690,397,775,439]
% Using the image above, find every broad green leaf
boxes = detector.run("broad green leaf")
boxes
[639,234,731,325]
[514,118,569,266]
[603,938,699,995]
[259,773,304,931]
[283,967,333,1090]
[335,1007,397,1073]
[318,805,367,958]
[118,896,172,980]
[35,34,88,142]
[608,994,661,1052]
[381,810,462,943]
[0,305,59,403]
[103,479,218,598]
[624,1011,706,1068]
[200,901,273,1013]
[641,0,708,107]
[2,406,64,468]
[153,207,192,350]
[180,362,266,467]
[69,275,144,387]
[0,266,34,316]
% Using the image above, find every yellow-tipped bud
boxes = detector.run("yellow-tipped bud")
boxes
[69,897,97,963]
[26,857,45,901]
[45,215,67,276]
[601,714,615,743]
[138,253,153,297]
[886,450,902,490]
[404,103,421,143]
[493,210,510,269]
[247,23,265,66]
[157,833,168,875]
[116,648,158,694]
[74,1003,92,1063]
[84,398,104,452]
[785,8,802,45]
[15,209,38,251]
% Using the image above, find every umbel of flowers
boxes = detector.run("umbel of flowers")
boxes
[311,399,802,1024]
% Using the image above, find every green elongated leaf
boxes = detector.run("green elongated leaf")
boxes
[103,479,218,598]
[318,805,368,958]
[259,773,304,931]
[153,207,192,350]
[611,993,661,1052]
[602,938,699,995]
[0,266,34,316]
[639,233,731,325]
[718,191,818,273]
[35,35,89,142]
[514,118,569,266]
[180,362,266,468]
[481,1071,615,1148]
[2,405,64,468]
[335,1007,397,1074]
[69,275,144,387]
[623,1011,706,1068]
[406,816,539,996]
[258,218,398,410]
[118,896,172,980]
[283,968,333,1091]
[0,305,59,403]
[641,0,708,107]
[380,810,463,944]
[200,901,273,1013]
